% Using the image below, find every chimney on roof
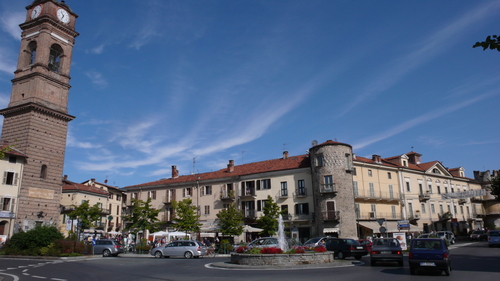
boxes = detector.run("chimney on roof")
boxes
[372,155,381,163]
[227,160,234,172]
[63,175,68,180]
[172,165,179,179]
[91,178,95,186]
[283,151,289,159]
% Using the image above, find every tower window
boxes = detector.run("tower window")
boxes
[40,165,47,179]
[48,44,63,73]
[28,41,37,65]
[3,172,17,185]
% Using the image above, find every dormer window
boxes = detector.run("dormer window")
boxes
[432,168,440,174]
[403,160,407,167]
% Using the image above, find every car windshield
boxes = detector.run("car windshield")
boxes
[413,240,442,250]
[374,239,399,246]
[345,239,359,245]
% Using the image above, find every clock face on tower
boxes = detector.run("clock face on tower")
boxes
[57,8,70,24]
[31,5,42,19]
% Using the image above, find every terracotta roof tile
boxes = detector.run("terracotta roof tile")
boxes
[63,179,109,196]
[125,154,311,189]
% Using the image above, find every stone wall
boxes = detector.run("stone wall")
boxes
[231,252,334,266]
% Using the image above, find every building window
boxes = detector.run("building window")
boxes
[297,180,306,196]
[109,194,114,200]
[132,193,138,200]
[8,156,16,164]
[368,170,373,177]
[257,200,267,211]
[391,206,396,219]
[324,175,334,190]
[428,184,433,194]
[439,205,444,215]
[280,182,288,197]
[408,202,414,217]
[369,183,375,197]
[421,203,426,214]
[259,179,271,190]
[0,197,14,211]
[281,204,288,214]
[387,172,392,179]
[370,204,377,218]
[40,165,47,179]
[389,185,394,198]
[295,203,309,215]
[117,195,122,201]
[437,186,441,194]
[406,181,411,192]
[202,185,212,196]
[431,204,436,214]
[149,191,156,200]
[3,171,17,186]
[444,186,448,193]
[316,154,324,166]
[355,203,360,219]
[116,205,119,215]
[183,188,192,197]
[204,205,210,215]
[460,205,464,214]
[353,181,359,197]
[28,41,37,65]
[352,167,357,175]
[432,168,440,174]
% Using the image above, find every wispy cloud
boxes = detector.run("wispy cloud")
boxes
[0,11,24,40]
[84,71,108,87]
[86,44,106,54]
[338,0,500,117]
[352,90,498,150]
[66,131,102,149]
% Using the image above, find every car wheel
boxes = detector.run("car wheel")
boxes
[154,251,163,258]
[444,265,451,276]
[184,251,193,259]
[410,266,417,275]
[103,249,111,257]
[337,251,345,259]
[355,255,362,260]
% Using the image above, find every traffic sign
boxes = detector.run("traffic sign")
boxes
[376,218,386,226]
[379,226,387,233]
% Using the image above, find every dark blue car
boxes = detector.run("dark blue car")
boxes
[408,238,451,276]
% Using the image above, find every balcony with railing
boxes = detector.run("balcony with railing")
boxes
[243,209,256,218]
[355,190,400,203]
[288,213,313,222]
[294,188,307,198]
[163,194,176,204]
[278,189,288,199]
[409,210,421,220]
[357,211,401,220]
[320,183,337,194]
[162,214,173,222]
[220,190,235,201]
[418,192,431,202]
[321,210,340,221]
[240,187,256,198]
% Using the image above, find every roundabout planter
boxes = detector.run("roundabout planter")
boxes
[231,252,335,266]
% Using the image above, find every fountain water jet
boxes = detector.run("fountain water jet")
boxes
[277,214,288,252]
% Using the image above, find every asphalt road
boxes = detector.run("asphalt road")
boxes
[0,241,498,281]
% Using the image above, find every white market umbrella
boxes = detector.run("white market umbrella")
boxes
[243,225,263,232]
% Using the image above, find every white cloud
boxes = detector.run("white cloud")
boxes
[87,44,106,54]
[0,11,24,40]
[84,71,108,87]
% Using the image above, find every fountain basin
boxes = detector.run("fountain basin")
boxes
[231,252,335,266]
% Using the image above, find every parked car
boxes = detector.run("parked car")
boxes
[358,239,373,252]
[470,230,487,241]
[304,237,328,248]
[436,231,456,244]
[487,230,500,247]
[325,238,367,260]
[93,239,124,257]
[409,238,451,276]
[370,238,403,266]
[150,240,206,259]
[418,233,433,239]
[247,237,301,249]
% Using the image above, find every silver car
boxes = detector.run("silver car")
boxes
[93,239,124,257]
[150,240,206,258]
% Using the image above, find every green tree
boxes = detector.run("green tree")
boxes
[216,203,244,236]
[122,198,162,236]
[473,35,500,51]
[171,198,202,236]
[489,175,500,201]
[67,201,103,229]
[256,195,280,237]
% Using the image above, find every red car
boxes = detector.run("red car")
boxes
[358,239,373,253]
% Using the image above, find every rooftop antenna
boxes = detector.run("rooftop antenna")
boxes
[283,143,289,151]
[192,157,196,175]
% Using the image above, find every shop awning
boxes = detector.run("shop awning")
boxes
[323,228,340,233]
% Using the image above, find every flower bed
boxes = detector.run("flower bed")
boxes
[231,246,333,266]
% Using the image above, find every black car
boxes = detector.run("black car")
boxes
[409,238,451,276]
[370,238,403,266]
[325,238,367,260]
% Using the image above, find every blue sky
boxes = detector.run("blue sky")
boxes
[0,0,499,187]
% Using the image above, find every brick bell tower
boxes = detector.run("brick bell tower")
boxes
[0,0,78,231]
